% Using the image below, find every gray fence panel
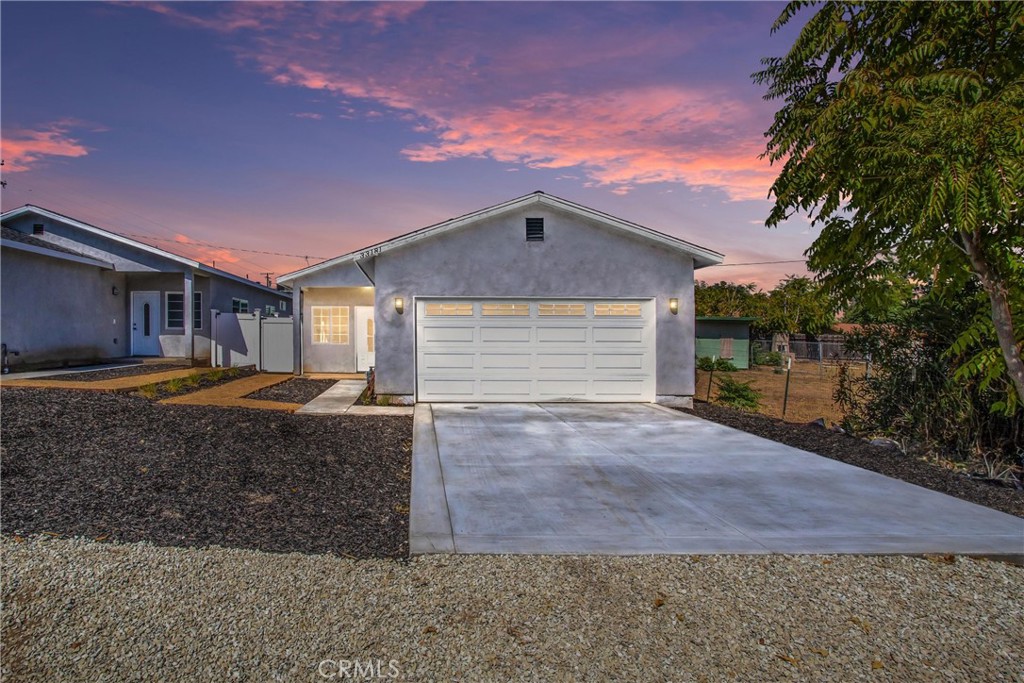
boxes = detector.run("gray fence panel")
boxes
[260,317,294,373]
[212,311,261,368]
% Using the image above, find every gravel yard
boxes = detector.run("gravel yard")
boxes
[685,402,1024,518]
[1,388,411,558]
[245,377,339,404]
[31,363,193,382]
[3,536,1021,681]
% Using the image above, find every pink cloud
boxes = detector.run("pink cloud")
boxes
[1,121,93,172]
[402,87,775,201]
[292,112,324,120]
[134,2,774,201]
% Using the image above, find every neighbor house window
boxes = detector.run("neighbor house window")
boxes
[312,306,349,344]
[265,305,276,316]
[193,291,203,330]
[232,298,249,313]
[538,302,586,316]
[280,300,288,312]
[424,302,473,316]
[481,302,530,316]
[166,292,184,328]
[594,302,642,317]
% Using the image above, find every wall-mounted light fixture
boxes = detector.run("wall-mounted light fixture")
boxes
[669,297,679,315]
[394,297,404,315]
[112,286,120,296]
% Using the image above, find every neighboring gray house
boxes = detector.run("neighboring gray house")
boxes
[277,191,723,405]
[1,205,291,370]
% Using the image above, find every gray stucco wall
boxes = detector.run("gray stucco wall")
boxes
[369,204,696,398]
[300,287,375,373]
[1,248,128,367]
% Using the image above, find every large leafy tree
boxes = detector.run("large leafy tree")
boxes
[760,275,836,336]
[694,281,765,317]
[755,1,1024,405]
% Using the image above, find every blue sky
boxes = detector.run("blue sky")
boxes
[1,1,815,287]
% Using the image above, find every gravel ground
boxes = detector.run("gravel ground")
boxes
[33,363,193,382]
[1,388,412,557]
[685,402,1024,519]
[3,537,1021,681]
[246,377,339,404]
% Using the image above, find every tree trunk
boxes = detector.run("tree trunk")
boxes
[960,231,1024,405]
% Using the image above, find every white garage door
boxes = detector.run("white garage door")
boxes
[416,298,656,402]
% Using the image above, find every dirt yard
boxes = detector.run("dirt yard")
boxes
[696,360,866,424]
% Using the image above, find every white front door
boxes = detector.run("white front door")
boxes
[131,291,161,356]
[415,298,656,402]
[355,306,375,371]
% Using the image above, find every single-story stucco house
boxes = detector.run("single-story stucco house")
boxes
[1,205,291,370]
[695,316,757,369]
[277,192,723,405]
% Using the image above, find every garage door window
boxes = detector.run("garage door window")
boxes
[594,302,642,317]
[312,306,349,344]
[538,302,586,316]
[425,302,473,316]
[482,302,530,316]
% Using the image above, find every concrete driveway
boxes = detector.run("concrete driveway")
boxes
[410,403,1024,557]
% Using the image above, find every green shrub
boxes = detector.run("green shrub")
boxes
[756,350,784,367]
[696,356,715,371]
[713,358,738,372]
[715,376,762,411]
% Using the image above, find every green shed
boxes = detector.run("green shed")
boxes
[695,316,756,369]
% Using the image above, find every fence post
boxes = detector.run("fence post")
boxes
[706,355,716,403]
[782,356,793,417]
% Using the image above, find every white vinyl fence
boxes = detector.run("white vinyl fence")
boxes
[211,311,293,372]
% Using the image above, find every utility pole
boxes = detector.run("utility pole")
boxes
[260,272,274,288]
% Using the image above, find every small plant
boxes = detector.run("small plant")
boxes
[207,368,224,382]
[181,373,200,388]
[377,394,393,406]
[715,376,762,411]
[138,383,158,399]
[756,350,784,367]
[163,377,185,394]
[696,356,715,371]
[713,358,738,372]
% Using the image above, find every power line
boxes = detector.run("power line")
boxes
[705,259,807,267]
[118,231,330,261]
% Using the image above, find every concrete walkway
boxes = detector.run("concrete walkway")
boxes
[411,403,1024,557]
[160,373,300,411]
[1,367,212,392]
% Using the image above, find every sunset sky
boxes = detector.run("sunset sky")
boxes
[1,1,815,288]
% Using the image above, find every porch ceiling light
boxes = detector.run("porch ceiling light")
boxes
[112,286,120,296]
[669,298,679,315]
[394,297,404,315]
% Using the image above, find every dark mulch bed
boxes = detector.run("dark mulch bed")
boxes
[685,401,1024,519]
[0,388,412,558]
[39,363,193,382]
[246,378,339,405]
[140,366,258,400]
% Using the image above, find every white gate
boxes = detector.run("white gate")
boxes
[211,310,293,372]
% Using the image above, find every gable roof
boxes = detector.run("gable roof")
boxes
[278,191,724,284]
[2,225,115,269]
[1,205,287,297]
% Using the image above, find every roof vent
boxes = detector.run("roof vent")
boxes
[32,223,44,235]
[525,217,544,241]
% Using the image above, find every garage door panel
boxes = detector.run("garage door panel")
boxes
[480,379,533,397]
[422,326,475,343]
[537,327,588,343]
[421,379,475,397]
[480,353,532,370]
[537,353,588,369]
[417,298,655,402]
[593,327,644,343]
[421,352,475,370]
